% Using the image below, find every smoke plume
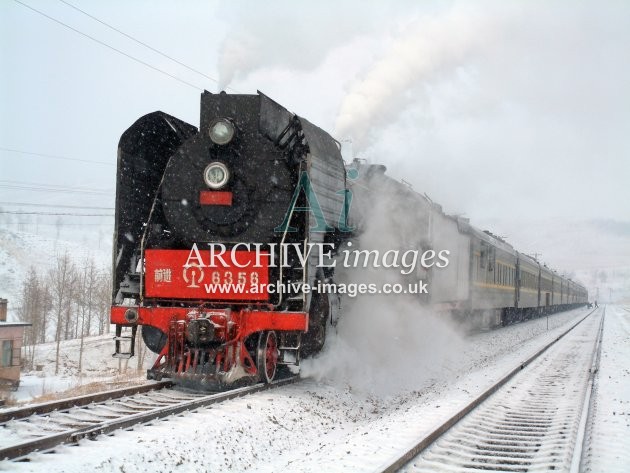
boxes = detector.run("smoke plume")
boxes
[216,2,385,91]
[334,6,498,151]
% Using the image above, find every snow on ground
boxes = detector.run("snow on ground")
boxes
[582,305,630,472]
[1,334,151,405]
[9,375,77,403]
[3,306,615,473]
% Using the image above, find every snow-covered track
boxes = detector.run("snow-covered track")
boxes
[0,376,298,461]
[378,306,604,473]
[0,381,173,423]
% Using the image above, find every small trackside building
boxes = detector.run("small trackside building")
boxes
[0,299,31,390]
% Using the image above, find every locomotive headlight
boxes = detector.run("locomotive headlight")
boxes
[203,162,230,189]
[209,119,235,145]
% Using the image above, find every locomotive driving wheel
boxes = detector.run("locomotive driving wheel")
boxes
[256,331,279,383]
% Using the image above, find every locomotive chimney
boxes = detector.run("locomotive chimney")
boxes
[0,298,7,322]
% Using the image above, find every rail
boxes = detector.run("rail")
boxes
[1,376,298,461]
[376,306,601,473]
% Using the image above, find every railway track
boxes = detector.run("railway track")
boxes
[0,381,174,424]
[0,376,298,461]
[377,306,604,473]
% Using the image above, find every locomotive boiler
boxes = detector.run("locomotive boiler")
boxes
[111,91,347,386]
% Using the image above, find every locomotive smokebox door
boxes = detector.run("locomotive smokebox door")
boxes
[159,92,297,244]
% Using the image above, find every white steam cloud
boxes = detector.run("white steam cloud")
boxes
[335,6,499,151]
[301,296,463,397]
[301,180,464,396]
[216,2,386,91]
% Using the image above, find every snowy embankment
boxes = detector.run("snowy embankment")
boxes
[0,227,110,319]
[582,305,630,472]
[5,306,622,473]
[2,334,151,405]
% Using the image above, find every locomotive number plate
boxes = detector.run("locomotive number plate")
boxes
[145,249,269,300]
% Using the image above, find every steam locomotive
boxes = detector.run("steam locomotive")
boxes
[111,91,346,387]
[110,91,587,388]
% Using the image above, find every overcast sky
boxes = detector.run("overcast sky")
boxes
[1,0,629,277]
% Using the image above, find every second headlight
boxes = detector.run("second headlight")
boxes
[203,162,230,189]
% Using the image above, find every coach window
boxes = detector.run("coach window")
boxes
[474,255,479,281]
[1,340,12,367]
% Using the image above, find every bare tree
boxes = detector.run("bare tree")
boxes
[96,266,113,335]
[17,267,52,368]
[49,252,76,375]
[64,297,74,341]
[77,258,99,373]
[17,268,39,368]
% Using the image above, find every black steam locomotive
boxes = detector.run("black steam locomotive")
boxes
[111,91,347,386]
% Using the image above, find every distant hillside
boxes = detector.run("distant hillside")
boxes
[0,227,111,320]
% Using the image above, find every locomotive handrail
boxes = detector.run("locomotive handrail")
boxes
[277,161,307,308]
[300,235,308,304]
[138,157,173,303]
[274,115,300,149]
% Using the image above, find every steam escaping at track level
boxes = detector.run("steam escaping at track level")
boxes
[302,185,465,396]
[301,295,464,396]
